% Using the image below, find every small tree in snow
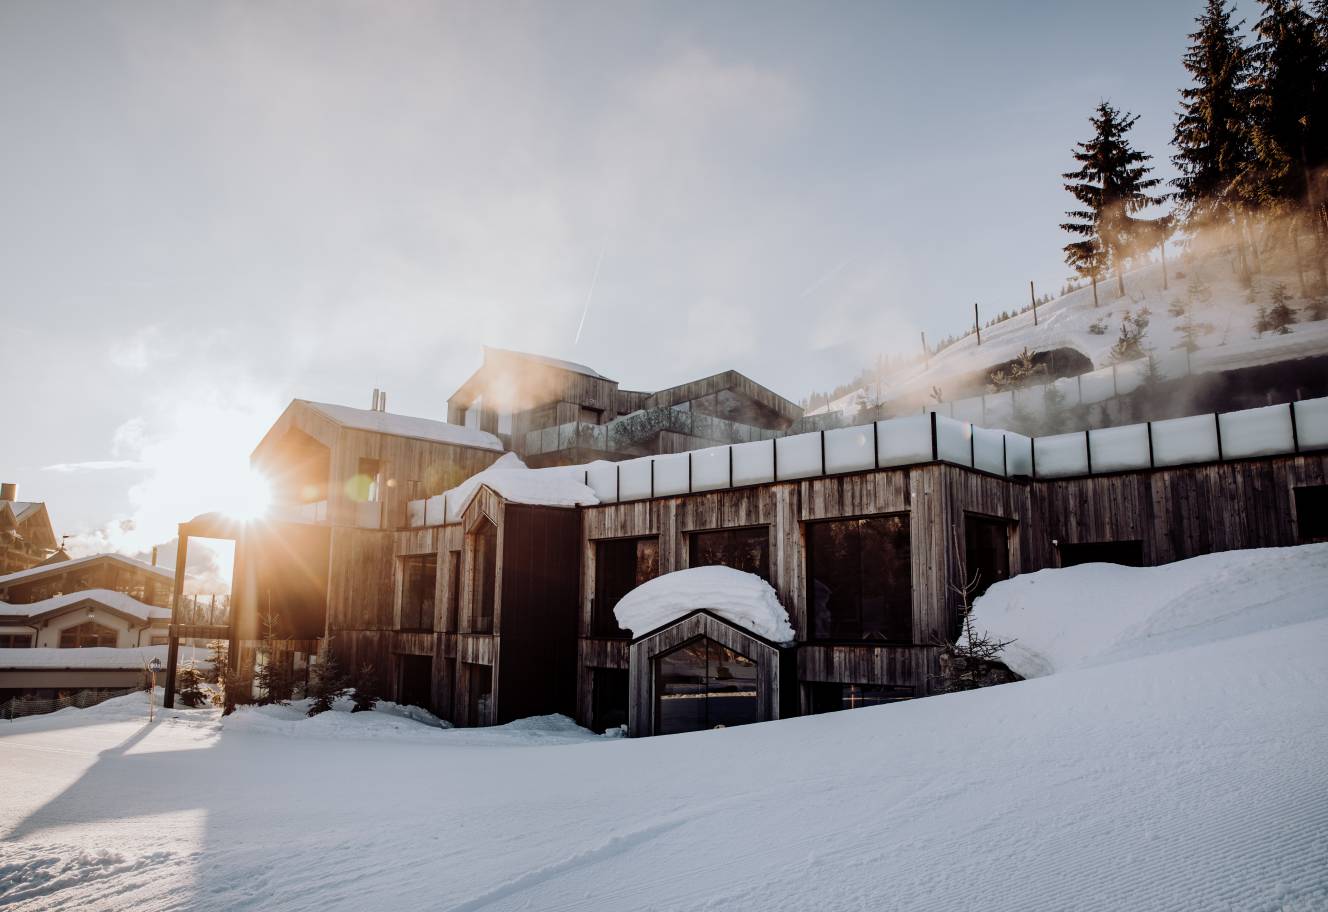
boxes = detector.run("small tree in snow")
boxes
[1109,309,1149,362]
[934,527,1016,693]
[1306,295,1328,321]
[1188,273,1212,307]
[175,661,208,708]
[1266,283,1296,334]
[350,662,381,713]
[988,348,1046,392]
[254,611,295,706]
[307,651,350,717]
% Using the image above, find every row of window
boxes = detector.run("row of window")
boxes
[398,520,497,634]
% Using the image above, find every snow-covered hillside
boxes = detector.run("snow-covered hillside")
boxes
[829,254,1328,416]
[2,546,1326,911]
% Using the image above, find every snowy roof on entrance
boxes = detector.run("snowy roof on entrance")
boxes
[0,588,171,623]
[0,644,172,670]
[483,346,611,381]
[422,452,599,524]
[614,566,796,644]
[0,552,173,588]
[301,401,504,451]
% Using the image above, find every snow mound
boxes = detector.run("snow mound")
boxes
[613,566,795,643]
[431,452,599,522]
[971,543,1328,678]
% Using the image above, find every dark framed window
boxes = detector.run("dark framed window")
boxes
[400,554,437,632]
[1295,486,1328,543]
[807,682,914,714]
[593,537,660,637]
[591,668,630,732]
[808,514,912,643]
[655,638,758,735]
[964,514,1012,599]
[446,551,461,632]
[352,457,381,502]
[465,662,492,725]
[0,634,32,648]
[468,522,497,633]
[398,655,433,711]
[689,526,770,581]
[1059,540,1144,567]
[59,621,117,648]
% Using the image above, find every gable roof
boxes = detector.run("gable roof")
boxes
[2,501,43,522]
[0,552,173,590]
[483,346,610,381]
[299,400,504,451]
[0,588,171,625]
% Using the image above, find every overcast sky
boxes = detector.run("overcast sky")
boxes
[3,0,1238,575]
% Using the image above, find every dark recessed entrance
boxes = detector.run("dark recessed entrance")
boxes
[655,638,758,735]
[398,655,433,713]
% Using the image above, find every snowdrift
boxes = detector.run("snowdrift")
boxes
[613,566,796,642]
[971,543,1328,678]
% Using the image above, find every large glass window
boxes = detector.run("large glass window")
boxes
[0,634,32,648]
[964,515,1012,599]
[1295,486,1328,543]
[59,621,118,648]
[400,555,437,632]
[655,638,758,735]
[465,662,492,725]
[469,522,497,633]
[689,527,769,581]
[593,537,659,637]
[808,514,912,643]
[807,682,914,714]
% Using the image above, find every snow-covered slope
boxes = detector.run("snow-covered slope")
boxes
[2,547,1326,911]
[847,255,1328,411]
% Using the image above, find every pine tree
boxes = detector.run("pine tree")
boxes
[1109,309,1150,362]
[307,652,349,717]
[987,347,1046,391]
[175,661,207,708]
[1267,281,1298,331]
[934,527,1017,693]
[351,663,380,713]
[1172,0,1255,254]
[1255,302,1273,334]
[1188,273,1213,306]
[1062,102,1165,298]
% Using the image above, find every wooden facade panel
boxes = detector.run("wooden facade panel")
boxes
[325,527,395,631]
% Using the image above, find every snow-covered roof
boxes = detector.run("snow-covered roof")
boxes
[301,401,504,451]
[483,346,610,381]
[0,588,171,623]
[614,566,796,643]
[0,644,172,670]
[424,452,598,523]
[0,552,173,588]
[2,501,44,522]
[969,542,1328,679]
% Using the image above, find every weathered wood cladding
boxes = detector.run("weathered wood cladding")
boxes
[644,370,801,428]
[448,355,618,436]
[627,611,787,738]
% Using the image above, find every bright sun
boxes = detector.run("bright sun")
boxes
[226,471,272,521]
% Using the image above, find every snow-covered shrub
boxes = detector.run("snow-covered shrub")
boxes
[175,662,208,708]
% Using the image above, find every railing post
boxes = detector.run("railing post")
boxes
[1289,401,1300,453]
[1214,413,1224,461]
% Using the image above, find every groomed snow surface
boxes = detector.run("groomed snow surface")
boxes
[3,546,1327,911]
[613,566,796,643]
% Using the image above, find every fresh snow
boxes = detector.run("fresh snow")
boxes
[2,546,1326,911]
[613,566,796,643]
[302,400,504,452]
[969,543,1328,679]
[425,452,599,523]
[0,644,180,670]
[0,589,170,622]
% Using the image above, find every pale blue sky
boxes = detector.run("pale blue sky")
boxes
[1,0,1250,558]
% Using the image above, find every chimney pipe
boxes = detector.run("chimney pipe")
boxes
[379,391,387,412]
[0,482,16,501]
[371,388,380,411]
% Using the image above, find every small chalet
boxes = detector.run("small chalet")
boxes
[0,482,60,574]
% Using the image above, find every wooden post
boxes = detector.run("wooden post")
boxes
[162,530,189,709]
[974,303,981,345]
[920,331,929,367]
[1030,280,1038,326]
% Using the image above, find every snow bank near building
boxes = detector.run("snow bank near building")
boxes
[971,543,1328,678]
[427,452,600,523]
[614,566,795,643]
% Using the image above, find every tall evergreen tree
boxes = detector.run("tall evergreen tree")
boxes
[1062,102,1165,297]
[1173,0,1254,258]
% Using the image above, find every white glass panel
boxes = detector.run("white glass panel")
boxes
[1079,368,1116,404]
[586,461,619,503]
[1004,432,1033,476]
[935,415,972,466]
[1052,376,1081,407]
[1035,432,1089,477]
[1114,361,1147,395]
[824,425,876,475]
[952,396,984,423]
[1218,404,1296,459]
[775,432,824,481]
[1151,414,1220,467]
[1088,423,1151,472]
[652,452,691,496]
[731,439,775,486]
[1294,397,1328,450]
[407,499,426,528]
[617,457,653,501]
[690,445,732,492]
[972,426,1005,475]
[876,415,933,467]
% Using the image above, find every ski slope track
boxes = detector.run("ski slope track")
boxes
[2,546,1326,911]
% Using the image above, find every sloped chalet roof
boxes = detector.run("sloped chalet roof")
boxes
[0,588,171,626]
[252,398,504,462]
[0,552,173,590]
[0,500,57,550]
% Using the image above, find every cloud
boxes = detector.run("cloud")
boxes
[43,460,147,473]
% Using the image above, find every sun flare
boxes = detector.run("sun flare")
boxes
[226,471,272,521]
